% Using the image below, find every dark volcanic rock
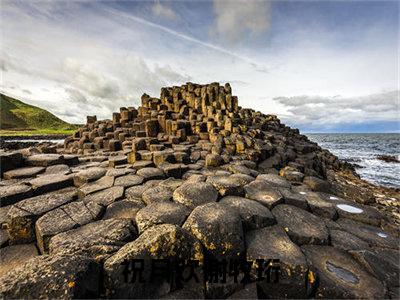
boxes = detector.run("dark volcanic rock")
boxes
[77,175,114,198]
[246,226,308,298]
[136,201,190,233]
[0,244,39,277]
[330,230,370,251]
[0,184,33,206]
[302,245,386,299]
[376,154,399,163]
[83,186,125,206]
[103,199,145,220]
[104,224,204,299]
[0,254,100,299]
[272,204,329,245]
[173,182,218,209]
[114,174,144,187]
[219,196,275,230]
[25,154,64,167]
[28,173,73,194]
[0,152,23,176]
[3,166,45,179]
[206,175,244,197]
[256,173,291,188]
[73,167,107,187]
[244,180,284,209]
[6,187,78,244]
[142,185,173,204]
[49,219,136,260]
[136,167,165,181]
[183,202,244,259]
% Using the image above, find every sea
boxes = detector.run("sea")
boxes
[306,133,400,189]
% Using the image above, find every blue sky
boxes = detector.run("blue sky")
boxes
[1,0,398,132]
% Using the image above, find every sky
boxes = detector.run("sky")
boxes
[1,0,399,132]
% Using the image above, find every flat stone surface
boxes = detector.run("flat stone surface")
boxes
[108,155,127,167]
[349,248,399,288]
[106,168,135,178]
[35,201,104,253]
[330,230,370,251]
[28,174,73,194]
[206,175,244,197]
[73,167,107,187]
[303,176,331,193]
[183,202,244,259]
[256,173,291,188]
[83,186,125,206]
[173,182,218,209]
[304,192,338,220]
[272,204,329,245]
[0,184,33,206]
[244,180,284,209]
[49,219,136,259]
[0,254,100,299]
[103,199,145,220]
[42,164,70,175]
[219,196,275,230]
[141,185,173,205]
[302,245,386,298]
[6,187,78,244]
[3,167,45,179]
[25,154,64,167]
[0,244,39,277]
[77,175,114,198]
[334,201,383,226]
[114,174,144,188]
[278,187,309,210]
[246,226,308,298]
[136,167,165,181]
[136,201,191,233]
[104,224,203,299]
[336,218,398,249]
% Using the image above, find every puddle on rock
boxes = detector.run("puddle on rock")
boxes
[329,196,339,200]
[326,261,359,284]
[336,204,363,214]
[300,192,307,195]
[377,232,388,238]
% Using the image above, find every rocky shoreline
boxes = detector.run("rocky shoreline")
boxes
[0,82,398,299]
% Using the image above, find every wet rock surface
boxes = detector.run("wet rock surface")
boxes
[0,82,398,299]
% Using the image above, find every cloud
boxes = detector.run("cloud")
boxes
[151,2,177,21]
[212,0,271,44]
[274,91,399,127]
[65,88,88,104]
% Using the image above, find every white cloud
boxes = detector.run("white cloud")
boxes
[212,0,271,44]
[151,2,177,21]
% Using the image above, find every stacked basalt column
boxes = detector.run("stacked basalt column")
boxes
[64,82,277,163]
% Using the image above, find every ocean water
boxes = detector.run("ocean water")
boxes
[306,133,400,189]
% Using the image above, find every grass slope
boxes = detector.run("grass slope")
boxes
[0,93,78,135]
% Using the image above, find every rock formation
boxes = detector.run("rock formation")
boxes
[0,82,399,299]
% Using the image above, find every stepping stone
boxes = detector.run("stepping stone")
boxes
[42,164,70,175]
[83,186,124,206]
[3,167,45,179]
[206,175,244,197]
[131,160,154,170]
[114,174,144,188]
[334,202,383,226]
[302,245,386,298]
[73,167,107,187]
[49,219,136,259]
[173,182,218,209]
[62,154,79,166]
[136,167,165,181]
[219,196,275,230]
[183,202,244,259]
[0,244,38,277]
[330,230,370,251]
[272,204,329,245]
[336,218,398,249]
[106,168,134,178]
[303,176,331,193]
[226,164,253,176]
[0,254,100,299]
[229,173,254,185]
[136,202,191,233]
[278,187,309,210]
[108,156,127,167]
[104,224,203,299]
[244,180,284,209]
[35,201,104,253]
[28,174,73,194]
[77,175,114,198]
[256,173,291,188]
[142,185,173,204]
[6,187,78,244]
[25,154,64,167]
[0,184,33,206]
[158,162,185,178]
[159,177,184,190]
[349,248,399,289]
[304,192,338,220]
[246,226,308,298]
[103,199,145,220]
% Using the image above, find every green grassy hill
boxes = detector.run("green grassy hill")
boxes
[0,93,79,135]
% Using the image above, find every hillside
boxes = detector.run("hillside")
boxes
[0,93,78,135]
